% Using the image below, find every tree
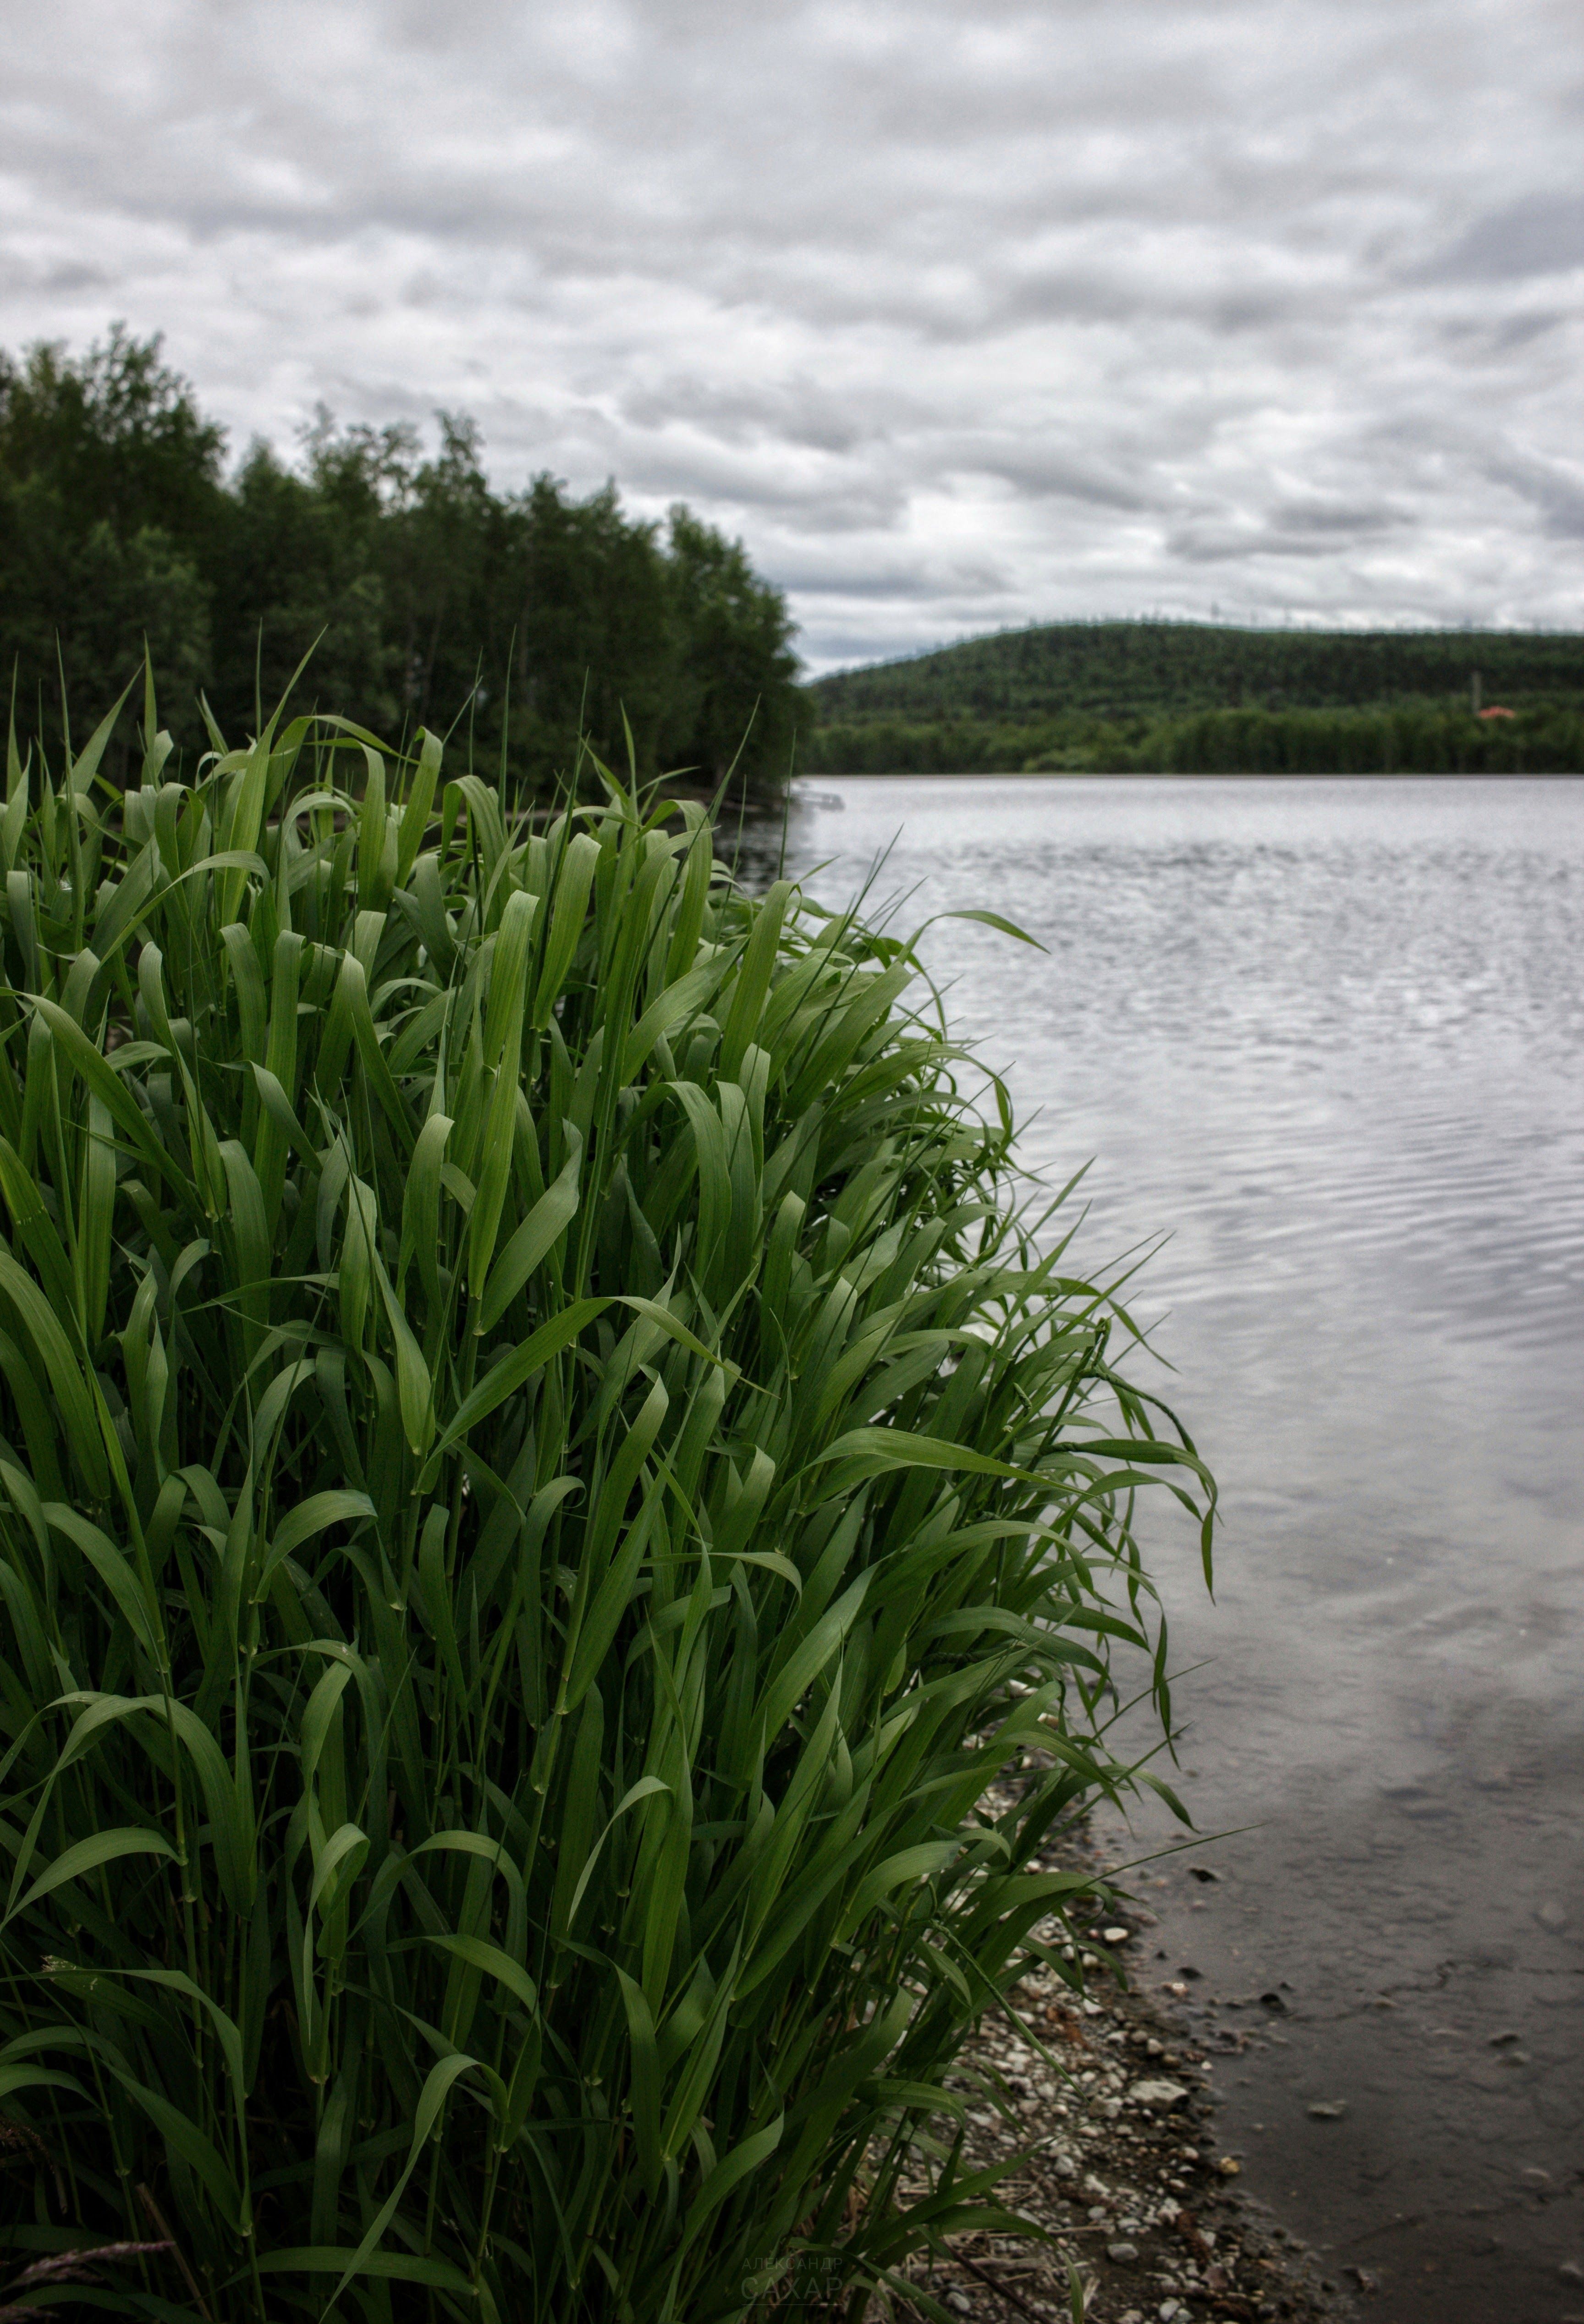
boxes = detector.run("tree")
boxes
[660,506,808,800]
[205,421,405,737]
[0,327,224,747]
[0,327,809,803]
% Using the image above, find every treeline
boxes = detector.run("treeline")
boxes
[803,714,1137,774]
[808,616,1584,730]
[0,326,806,797]
[1141,701,1584,775]
[805,700,1584,776]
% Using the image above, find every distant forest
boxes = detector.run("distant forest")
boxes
[804,620,1584,774]
[0,327,806,797]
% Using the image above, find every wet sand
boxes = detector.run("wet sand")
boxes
[1097,1797,1584,2324]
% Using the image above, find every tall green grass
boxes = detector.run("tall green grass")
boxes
[0,674,1211,2321]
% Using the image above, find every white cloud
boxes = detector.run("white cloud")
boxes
[1,0,1581,667]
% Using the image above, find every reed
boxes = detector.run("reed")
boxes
[0,673,1211,2320]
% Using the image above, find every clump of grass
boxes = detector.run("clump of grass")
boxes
[0,672,1211,2321]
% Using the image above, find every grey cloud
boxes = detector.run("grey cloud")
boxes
[615,376,918,459]
[1438,308,1568,358]
[0,254,115,297]
[1166,526,1334,565]
[1485,452,1584,541]
[1100,459,1424,564]
[943,440,1154,512]
[782,567,1011,604]
[1423,196,1584,284]
[1,0,1582,660]
[1265,499,1406,537]
[1208,294,1299,335]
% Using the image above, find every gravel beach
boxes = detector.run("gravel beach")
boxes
[866,1825,1353,2324]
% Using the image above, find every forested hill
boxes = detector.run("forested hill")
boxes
[809,621,1584,721]
[0,327,805,798]
[802,620,1584,775]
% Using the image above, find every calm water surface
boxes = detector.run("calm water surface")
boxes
[776,777,1584,2323]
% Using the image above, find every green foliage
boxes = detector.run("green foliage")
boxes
[802,715,1146,777]
[659,510,803,791]
[0,329,807,802]
[807,698,1584,775]
[803,617,1584,774]
[1135,698,1584,774]
[807,617,1584,731]
[0,676,1210,2322]
[0,331,223,741]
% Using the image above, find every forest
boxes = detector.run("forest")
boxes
[804,617,1584,773]
[0,327,807,799]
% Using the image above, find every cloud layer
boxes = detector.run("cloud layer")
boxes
[2,0,1581,667]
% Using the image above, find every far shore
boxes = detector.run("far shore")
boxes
[796,764,1584,780]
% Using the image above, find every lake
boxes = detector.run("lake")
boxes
[772,775,1584,2323]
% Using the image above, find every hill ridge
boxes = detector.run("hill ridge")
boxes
[799,618,1584,775]
[805,618,1584,726]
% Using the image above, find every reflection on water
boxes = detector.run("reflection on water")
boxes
[773,777,1584,2323]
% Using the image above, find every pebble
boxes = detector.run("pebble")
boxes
[946,2293,973,2315]
[880,1807,1339,2324]
[1307,2100,1347,2120]
[1489,2029,1521,2046]
[1538,1902,1568,1931]
[1520,2167,1552,2188]
[1104,1926,1131,1944]
[1131,2078,1189,2109]
[1560,2260,1584,2286]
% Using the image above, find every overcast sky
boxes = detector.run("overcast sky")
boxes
[2,0,1581,670]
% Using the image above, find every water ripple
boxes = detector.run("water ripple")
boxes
[776,786,1584,2302]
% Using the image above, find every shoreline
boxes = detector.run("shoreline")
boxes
[792,767,1584,783]
[864,1822,1353,2324]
